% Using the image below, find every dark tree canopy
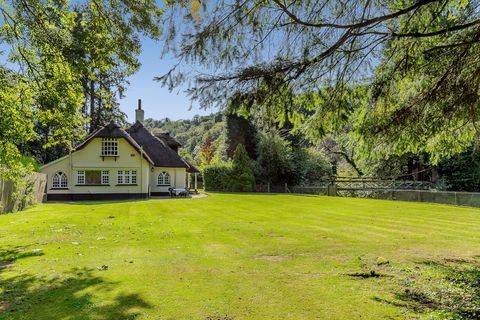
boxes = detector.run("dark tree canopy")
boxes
[159,0,480,162]
[226,113,257,159]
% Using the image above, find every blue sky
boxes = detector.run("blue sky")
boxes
[119,37,214,122]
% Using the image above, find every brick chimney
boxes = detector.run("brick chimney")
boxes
[135,99,144,123]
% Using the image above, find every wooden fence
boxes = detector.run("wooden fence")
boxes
[0,173,46,214]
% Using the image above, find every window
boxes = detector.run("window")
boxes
[102,138,118,156]
[77,170,85,184]
[117,170,137,185]
[52,172,68,188]
[157,172,171,186]
[124,170,130,184]
[118,170,123,184]
[101,171,109,185]
[77,170,109,185]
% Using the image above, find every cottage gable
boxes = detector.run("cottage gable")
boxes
[76,121,153,164]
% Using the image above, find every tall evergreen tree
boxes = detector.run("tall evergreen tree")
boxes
[160,0,480,162]
[229,144,255,192]
[226,113,257,159]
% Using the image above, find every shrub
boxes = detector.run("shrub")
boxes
[228,144,255,192]
[291,148,331,185]
[255,130,292,184]
[203,144,255,192]
[203,163,231,191]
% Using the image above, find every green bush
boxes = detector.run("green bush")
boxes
[228,144,255,192]
[202,144,255,192]
[228,171,255,192]
[203,163,232,191]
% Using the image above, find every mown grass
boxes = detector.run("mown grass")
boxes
[0,193,479,319]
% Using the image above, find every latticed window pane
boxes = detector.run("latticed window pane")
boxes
[157,173,164,185]
[157,172,171,185]
[52,172,68,188]
[77,171,85,185]
[102,138,118,156]
[164,172,170,185]
[101,171,109,185]
[117,170,137,185]
[117,170,123,184]
[131,171,137,184]
[124,170,130,184]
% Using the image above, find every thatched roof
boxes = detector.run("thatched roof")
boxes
[126,121,189,168]
[184,160,200,173]
[155,132,182,148]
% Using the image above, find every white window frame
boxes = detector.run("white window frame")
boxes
[101,170,109,185]
[101,138,118,156]
[124,170,131,184]
[77,170,85,185]
[117,170,137,185]
[52,172,68,189]
[117,170,124,184]
[157,171,171,186]
[131,170,137,184]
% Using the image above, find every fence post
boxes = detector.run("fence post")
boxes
[267,183,270,193]
[327,184,337,196]
[327,177,337,197]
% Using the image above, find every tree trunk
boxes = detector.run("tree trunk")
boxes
[89,79,95,133]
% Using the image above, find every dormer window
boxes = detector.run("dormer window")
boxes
[102,138,118,156]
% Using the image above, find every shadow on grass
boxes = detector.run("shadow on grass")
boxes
[375,258,480,319]
[0,246,151,319]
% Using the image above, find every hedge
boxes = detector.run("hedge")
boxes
[203,164,232,191]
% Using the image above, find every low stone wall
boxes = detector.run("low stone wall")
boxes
[0,173,46,213]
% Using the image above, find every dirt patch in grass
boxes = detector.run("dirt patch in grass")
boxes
[0,261,13,270]
[373,257,480,319]
[0,301,11,312]
[346,270,391,279]
[205,315,234,320]
[254,255,292,262]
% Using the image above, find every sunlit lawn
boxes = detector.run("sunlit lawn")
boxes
[0,193,479,319]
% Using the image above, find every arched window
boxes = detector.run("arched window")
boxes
[157,172,171,186]
[52,172,68,188]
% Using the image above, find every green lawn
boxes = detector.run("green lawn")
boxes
[0,193,479,319]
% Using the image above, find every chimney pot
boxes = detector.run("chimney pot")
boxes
[135,99,144,123]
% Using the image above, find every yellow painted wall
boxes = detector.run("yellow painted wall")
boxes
[150,167,186,193]
[42,138,150,195]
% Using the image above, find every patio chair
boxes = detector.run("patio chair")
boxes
[178,189,189,198]
[168,187,175,198]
